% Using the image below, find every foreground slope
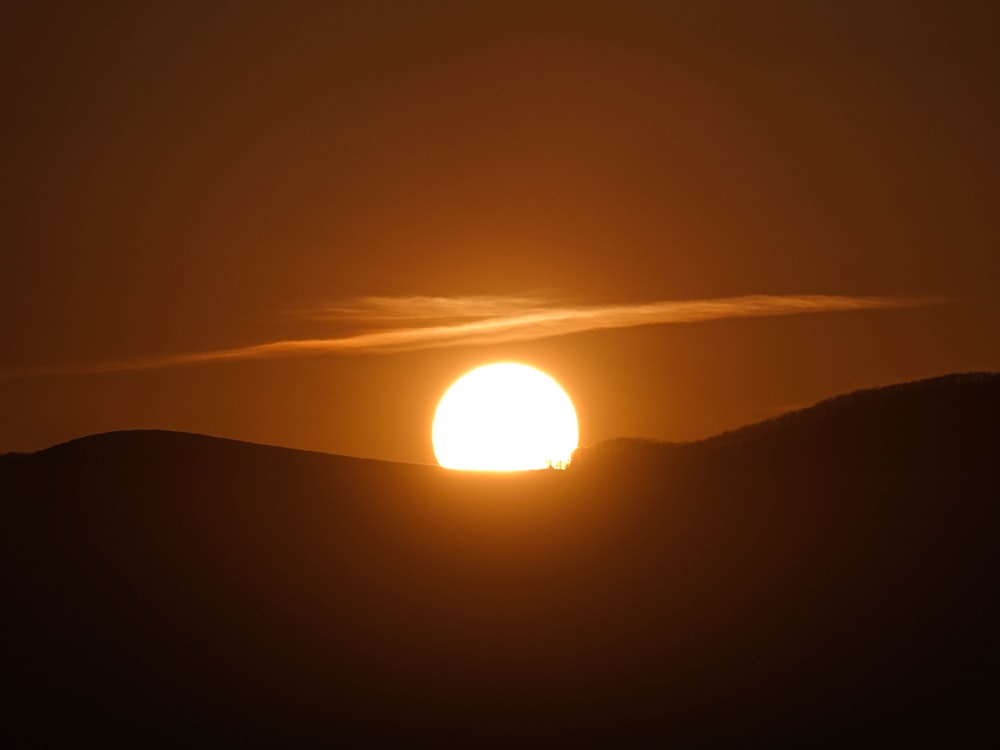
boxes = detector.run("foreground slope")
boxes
[2,373,999,744]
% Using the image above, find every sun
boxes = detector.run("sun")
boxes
[432,363,579,471]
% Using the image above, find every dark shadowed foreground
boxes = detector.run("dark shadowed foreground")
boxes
[3,374,998,745]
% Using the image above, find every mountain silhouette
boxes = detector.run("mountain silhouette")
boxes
[3,373,998,745]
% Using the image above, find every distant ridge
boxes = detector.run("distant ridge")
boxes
[705,370,1000,442]
[2,372,998,745]
[9,371,997,469]
[32,428,427,469]
[571,371,1000,471]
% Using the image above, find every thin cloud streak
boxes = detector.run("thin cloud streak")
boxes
[303,295,550,323]
[9,294,938,377]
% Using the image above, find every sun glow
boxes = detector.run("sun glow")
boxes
[432,363,579,471]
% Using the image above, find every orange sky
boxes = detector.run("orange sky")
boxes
[2,1,998,463]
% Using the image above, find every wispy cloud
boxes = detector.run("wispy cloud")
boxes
[6,294,939,377]
[305,295,549,322]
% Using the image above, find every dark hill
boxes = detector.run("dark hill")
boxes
[571,371,1000,473]
[2,374,999,745]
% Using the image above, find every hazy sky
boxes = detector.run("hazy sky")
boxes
[2,1,998,462]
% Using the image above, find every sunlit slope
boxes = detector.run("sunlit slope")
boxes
[2,373,998,745]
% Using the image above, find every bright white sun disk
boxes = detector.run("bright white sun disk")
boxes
[432,363,579,471]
